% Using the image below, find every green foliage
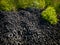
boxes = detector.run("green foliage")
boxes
[15,0,29,9]
[0,0,46,11]
[0,0,16,11]
[45,0,53,6]
[54,2,60,14]
[29,0,45,9]
[42,6,58,25]
[38,0,45,9]
[45,0,60,14]
[13,0,46,9]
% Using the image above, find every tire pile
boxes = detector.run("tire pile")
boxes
[0,8,60,45]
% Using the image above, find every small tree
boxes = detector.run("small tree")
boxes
[42,6,58,25]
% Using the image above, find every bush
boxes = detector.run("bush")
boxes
[45,0,53,6]
[0,0,16,11]
[45,0,60,14]
[0,0,45,11]
[41,6,58,25]
[16,0,45,9]
[38,0,45,9]
[30,0,45,9]
[16,0,29,9]
[54,2,60,14]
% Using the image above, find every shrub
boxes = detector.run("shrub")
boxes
[16,0,29,9]
[30,0,45,9]
[45,0,60,14]
[38,0,45,9]
[0,0,46,11]
[0,0,15,11]
[0,0,45,11]
[54,2,60,14]
[45,0,53,6]
[41,6,58,25]
[16,0,45,9]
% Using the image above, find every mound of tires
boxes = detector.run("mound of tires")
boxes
[0,8,60,45]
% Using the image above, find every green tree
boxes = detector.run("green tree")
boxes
[42,6,58,24]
